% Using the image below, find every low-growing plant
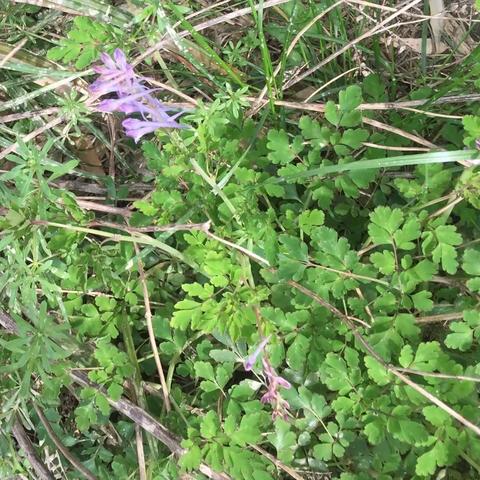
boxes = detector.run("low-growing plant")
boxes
[1,2,480,480]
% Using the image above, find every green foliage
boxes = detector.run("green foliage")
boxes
[48,17,123,68]
[3,5,480,480]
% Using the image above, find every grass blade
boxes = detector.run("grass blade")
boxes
[273,150,478,182]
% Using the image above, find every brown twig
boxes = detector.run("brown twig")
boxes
[0,107,60,124]
[396,368,480,383]
[62,199,133,218]
[0,309,19,334]
[69,370,230,480]
[0,38,28,68]
[133,242,171,412]
[135,426,147,480]
[33,404,97,480]
[362,117,438,150]
[11,417,55,480]
[0,115,65,162]
[416,311,464,324]
[89,219,210,234]
[250,444,305,480]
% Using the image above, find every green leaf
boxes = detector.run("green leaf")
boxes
[268,419,296,463]
[340,128,369,149]
[319,352,360,394]
[394,217,421,250]
[399,345,414,367]
[299,209,325,235]
[364,356,391,386]
[107,382,123,401]
[369,207,404,244]
[299,116,330,148]
[411,291,434,312]
[364,419,385,445]
[267,129,302,165]
[287,334,310,372]
[339,85,362,111]
[200,411,220,439]
[463,248,480,275]
[395,314,420,341]
[96,394,111,416]
[313,443,333,461]
[413,259,437,281]
[416,447,437,476]
[231,413,262,446]
[422,406,451,427]
[432,243,458,274]
[435,225,462,245]
[445,322,473,351]
[179,444,202,471]
[194,361,215,381]
[209,349,237,363]
[325,101,341,127]
[370,250,395,274]
[387,406,429,446]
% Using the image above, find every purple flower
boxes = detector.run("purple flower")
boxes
[123,117,185,144]
[90,49,186,141]
[90,50,137,96]
[244,336,291,420]
[244,335,271,371]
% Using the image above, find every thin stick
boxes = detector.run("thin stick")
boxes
[62,199,133,218]
[362,117,438,150]
[398,106,462,120]
[396,368,480,383]
[249,93,480,114]
[0,107,60,124]
[135,426,147,480]
[133,242,171,412]
[144,77,199,106]
[33,404,98,480]
[0,37,28,68]
[0,309,19,334]
[250,444,305,480]
[69,371,230,480]
[362,142,430,152]
[0,115,65,161]
[89,219,210,234]
[283,0,423,89]
[206,231,270,266]
[304,67,359,102]
[416,311,464,324]
[11,417,55,480]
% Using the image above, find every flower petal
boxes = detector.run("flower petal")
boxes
[244,335,271,371]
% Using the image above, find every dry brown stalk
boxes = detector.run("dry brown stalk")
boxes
[33,404,97,480]
[11,417,55,480]
[133,242,171,412]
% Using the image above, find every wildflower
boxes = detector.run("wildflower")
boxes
[90,48,185,142]
[90,50,137,96]
[244,336,291,419]
[244,335,271,371]
[122,115,184,144]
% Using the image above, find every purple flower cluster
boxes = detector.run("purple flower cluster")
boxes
[245,336,291,420]
[90,49,185,143]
